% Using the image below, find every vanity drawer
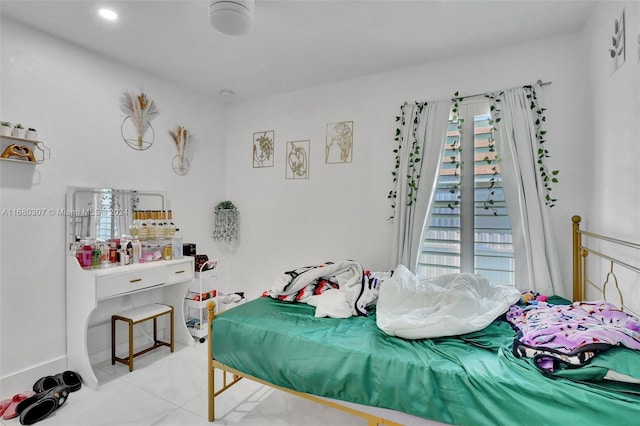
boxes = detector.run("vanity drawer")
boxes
[166,261,194,284]
[96,267,165,299]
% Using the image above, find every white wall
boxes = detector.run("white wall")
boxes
[0,19,227,391]
[225,32,591,300]
[586,1,640,237]
[584,1,640,308]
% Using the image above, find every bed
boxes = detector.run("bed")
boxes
[206,216,640,425]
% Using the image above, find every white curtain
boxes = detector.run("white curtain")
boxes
[491,85,561,295]
[391,100,451,272]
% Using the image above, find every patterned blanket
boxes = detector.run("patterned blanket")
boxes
[265,260,390,318]
[507,301,640,373]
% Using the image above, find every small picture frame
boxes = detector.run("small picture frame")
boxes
[325,121,353,164]
[253,130,274,168]
[609,10,625,75]
[285,140,310,179]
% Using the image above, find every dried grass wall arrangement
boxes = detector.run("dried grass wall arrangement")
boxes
[169,125,191,175]
[120,90,159,150]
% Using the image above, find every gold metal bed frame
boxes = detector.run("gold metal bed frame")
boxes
[206,215,640,424]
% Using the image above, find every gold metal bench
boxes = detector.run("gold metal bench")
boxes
[111,303,174,372]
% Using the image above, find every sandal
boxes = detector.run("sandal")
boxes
[16,385,70,425]
[2,392,36,420]
[32,370,82,393]
[0,398,11,416]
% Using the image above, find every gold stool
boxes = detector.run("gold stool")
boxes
[111,304,174,372]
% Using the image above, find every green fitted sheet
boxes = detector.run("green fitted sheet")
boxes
[210,297,640,426]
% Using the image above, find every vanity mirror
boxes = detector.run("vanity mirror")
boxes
[66,186,167,249]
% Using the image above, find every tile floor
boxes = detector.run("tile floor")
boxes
[0,341,369,426]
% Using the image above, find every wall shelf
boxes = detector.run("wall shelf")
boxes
[0,135,51,164]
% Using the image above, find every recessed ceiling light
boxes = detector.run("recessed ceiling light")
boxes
[98,8,118,21]
[219,89,236,97]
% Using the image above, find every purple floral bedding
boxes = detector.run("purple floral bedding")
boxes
[507,301,640,373]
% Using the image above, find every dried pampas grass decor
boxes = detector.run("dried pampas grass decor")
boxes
[170,125,191,175]
[120,90,159,150]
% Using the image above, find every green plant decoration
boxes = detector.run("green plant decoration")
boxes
[447,92,464,211]
[524,85,559,207]
[388,101,427,218]
[486,86,559,208]
[213,201,239,247]
[481,92,504,215]
[389,85,558,220]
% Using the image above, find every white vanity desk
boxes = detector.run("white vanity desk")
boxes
[66,256,195,390]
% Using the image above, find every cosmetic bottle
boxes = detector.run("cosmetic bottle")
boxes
[139,211,150,241]
[132,237,141,263]
[109,242,118,264]
[119,247,125,265]
[77,240,91,268]
[156,211,166,242]
[163,243,172,260]
[92,243,101,268]
[172,228,183,260]
[148,211,158,242]
[129,211,140,238]
[167,210,176,237]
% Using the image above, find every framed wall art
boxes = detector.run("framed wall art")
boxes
[253,130,275,168]
[325,121,353,164]
[609,10,625,75]
[286,140,309,179]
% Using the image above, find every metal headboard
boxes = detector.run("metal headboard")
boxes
[572,215,640,318]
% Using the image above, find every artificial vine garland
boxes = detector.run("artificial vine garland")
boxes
[485,86,559,208]
[447,92,464,211]
[388,85,558,220]
[479,93,502,215]
[525,85,559,207]
[388,101,428,218]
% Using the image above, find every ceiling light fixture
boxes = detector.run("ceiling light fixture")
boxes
[209,0,255,36]
[98,8,118,21]
[219,89,236,97]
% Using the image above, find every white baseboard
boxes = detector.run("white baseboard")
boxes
[1,325,170,397]
[0,356,67,397]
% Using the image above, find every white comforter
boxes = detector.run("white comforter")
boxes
[376,264,521,339]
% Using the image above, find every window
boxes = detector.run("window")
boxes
[417,101,515,285]
[96,193,118,241]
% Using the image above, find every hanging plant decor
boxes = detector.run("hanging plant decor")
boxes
[120,90,159,150]
[213,201,240,251]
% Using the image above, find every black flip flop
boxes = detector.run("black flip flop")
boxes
[32,371,82,393]
[16,385,69,425]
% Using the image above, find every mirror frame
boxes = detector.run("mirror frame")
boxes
[66,186,167,248]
